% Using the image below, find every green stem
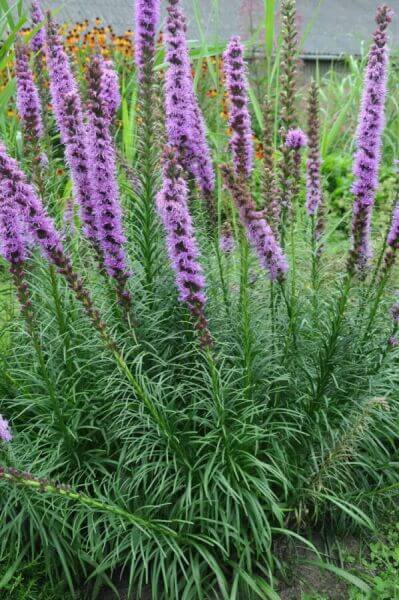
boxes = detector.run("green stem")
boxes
[312,274,352,408]
[49,265,73,377]
[0,467,178,538]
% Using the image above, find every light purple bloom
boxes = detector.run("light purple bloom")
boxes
[223,36,253,179]
[30,1,45,53]
[350,5,393,273]
[86,56,130,289]
[0,185,27,265]
[220,223,235,254]
[157,148,211,346]
[0,415,12,442]
[306,82,323,216]
[102,60,121,123]
[164,0,215,195]
[45,14,77,110]
[0,144,65,262]
[222,165,288,281]
[15,42,43,145]
[391,299,399,323]
[387,202,399,249]
[134,0,160,80]
[45,16,97,243]
[285,128,308,150]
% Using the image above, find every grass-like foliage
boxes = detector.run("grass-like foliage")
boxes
[0,0,398,598]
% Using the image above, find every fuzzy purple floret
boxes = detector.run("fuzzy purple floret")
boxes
[0,144,65,261]
[15,43,43,142]
[222,166,288,280]
[45,17,98,242]
[244,208,288,280]
[223,36,253,178]
[30,1,45,53]
[391,300,399,323]
[285,128,308,150]
[220,228,235,253]
[45,15,77,111]
[156,150,207,313]
[0,186,27,265]
[387,202,399,249]
[134,0,160,80]
[164,0,215,194]
[350,5,393,272]
[86,56,130,281]
[0,414,12,442]
[102,60,121,123]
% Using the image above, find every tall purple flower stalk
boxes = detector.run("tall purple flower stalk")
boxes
[0,415,12,443]
[0,183,27,267]
[164,0,215,202]
[156,148,211,347]
[45,15,97,244]
[0,143,118,350]
[14,42,44,155]
[387,202,399,248]
[86,56,131,307]
[223,36,253,179]
[222,165,288,281]
[349,4,393,275]
[0,144,64,261]
[102,60,121,124]
[306,82,323,216]
[30,1,45,53]
[134,0,160,81]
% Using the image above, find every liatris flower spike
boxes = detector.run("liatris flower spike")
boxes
[349,4,393,275]
[223,36,253,179]
[30,1,45,53]
[286,128,307,204]
[306,81,323,217]
[285,128,308,150]
[222,164,288,281]
[14,42,44,156]
[0,415,12,442]
[134,0,160,81]
[156,148,212,347]
[86,56,131,309]
[102,60,121,123]
[220,222,235,254]
[278,0,299,215]
[164,0,215,202]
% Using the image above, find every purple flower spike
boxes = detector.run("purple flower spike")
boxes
[45,16,98,243]
[285,128,308,150]
[30,1,45,53]
[220,222,235,254]
[222,165,288,281]
[349,5,393,275]
[391,299,399,323]
[0,185,27,266]
[102,60,121,123]
[45,13,77,112]
[306,82,323,216]
[58,92,98,242]
[0,144,65,262]
[387,202,399,249]
[223,36,253,179]
[15,42,44,147]
[157,148,211,347]
[164,0,215,197]
[134,0,160,80]
[0,415,12,442]
[86,56,130,295]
